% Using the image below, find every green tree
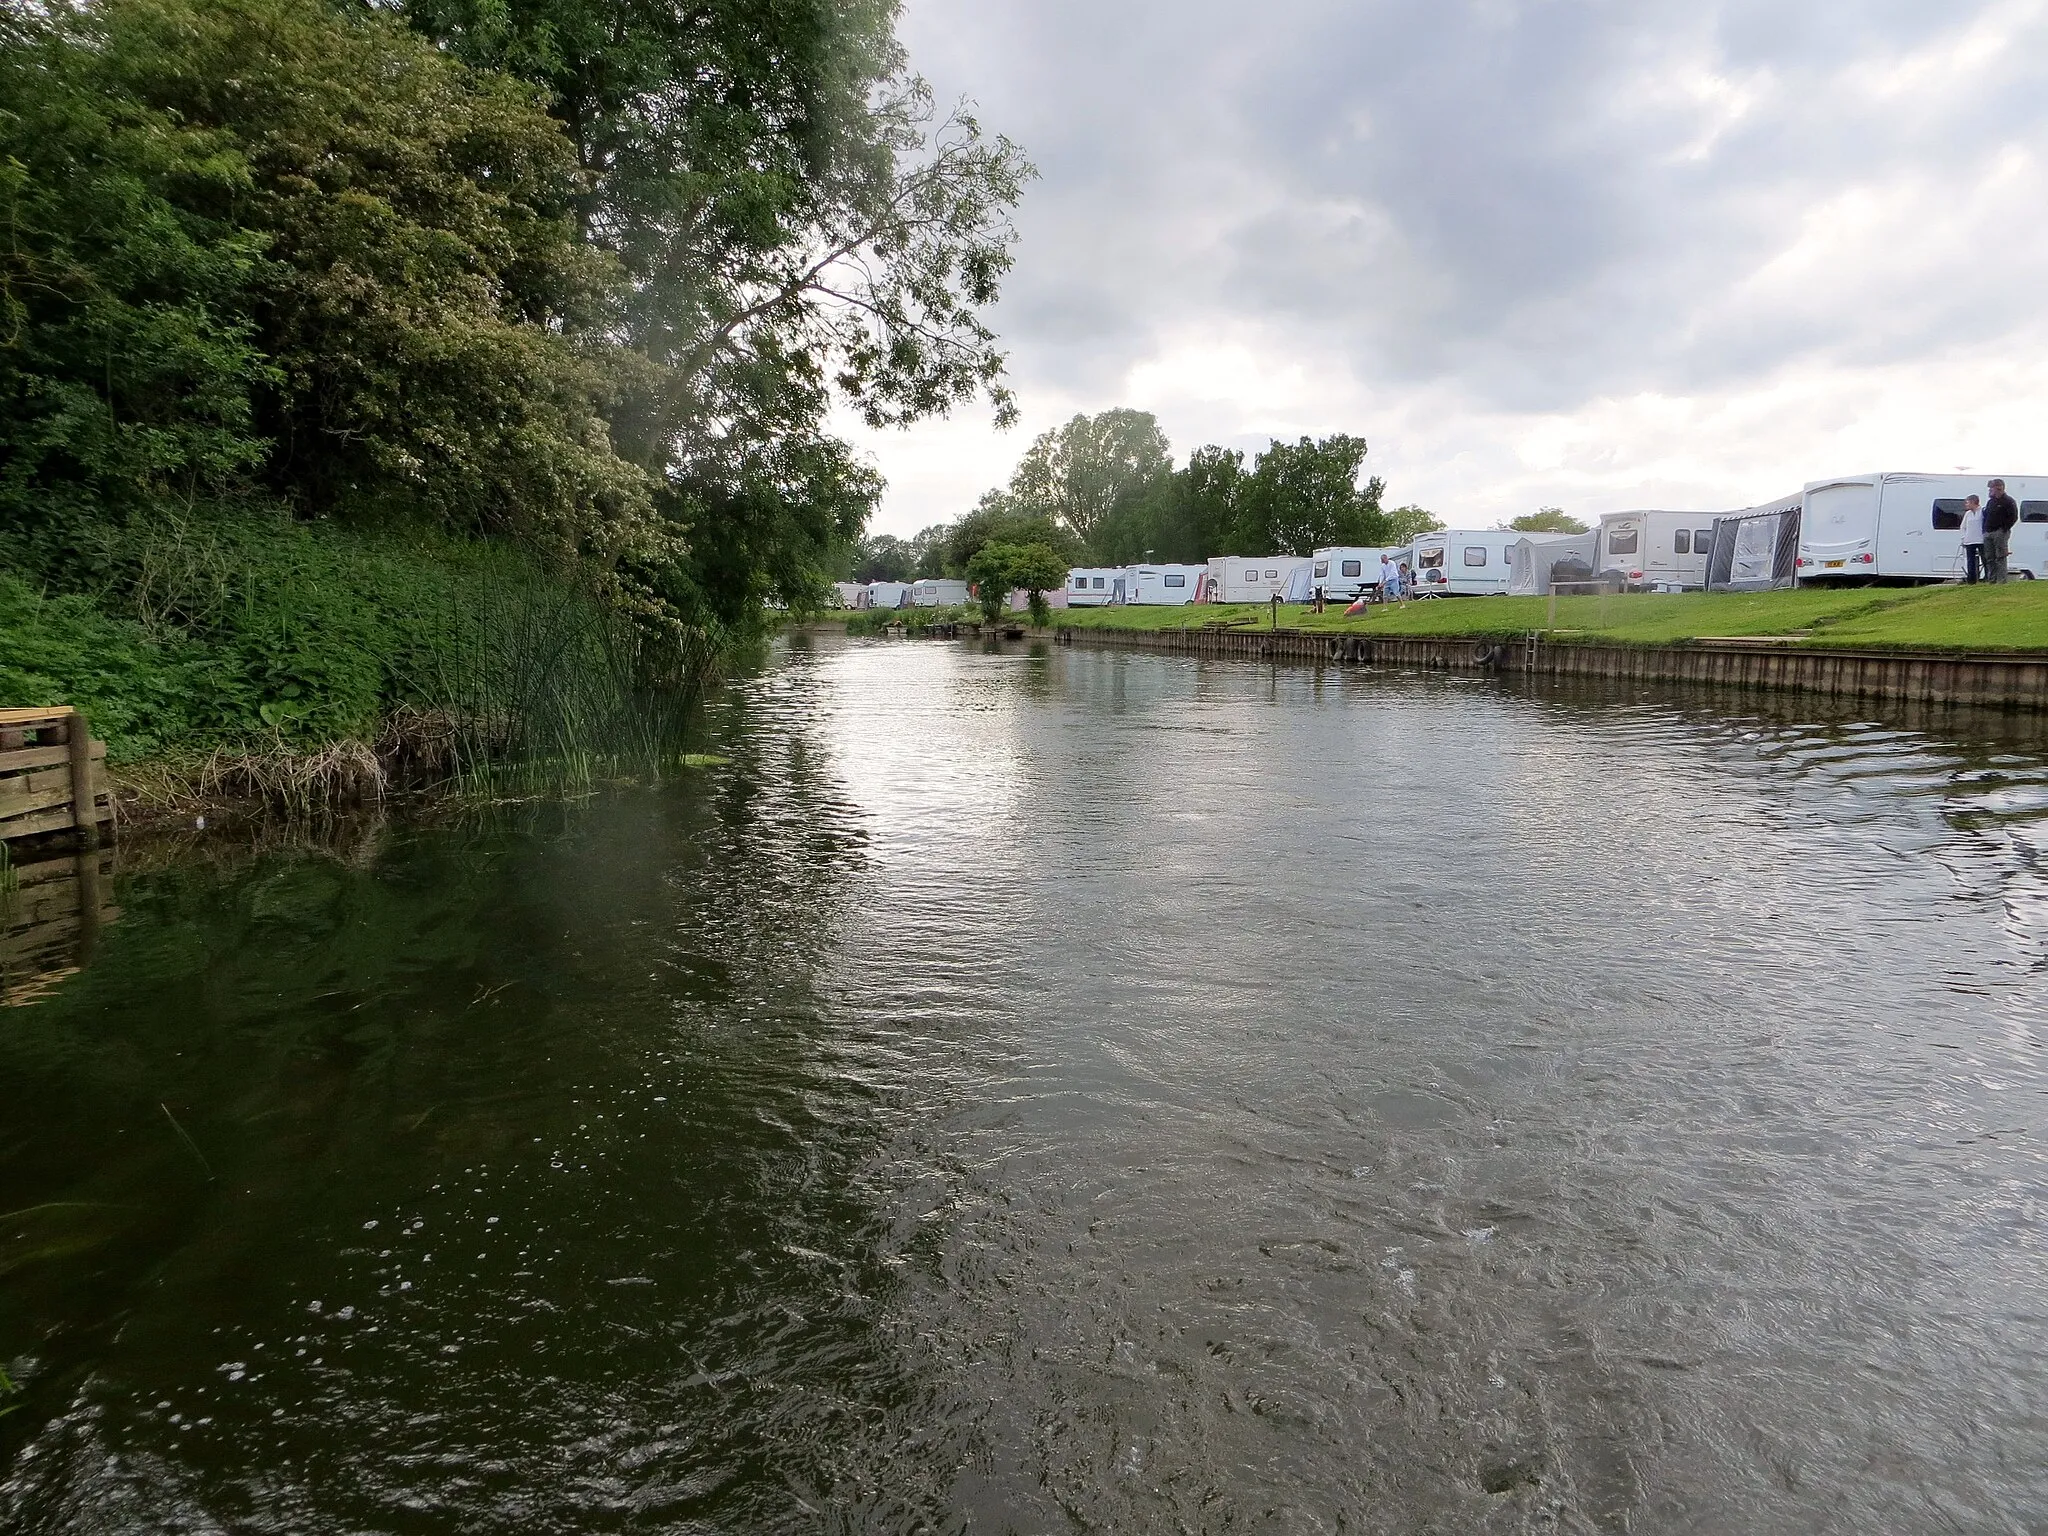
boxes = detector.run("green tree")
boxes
[0,0,658,575]
[400,0,1035,634]
[1233,435,1388,554]
[1386,504,1446,544]
[1506,507,1588,534]
[965,540,1017,624]
[1006,410,1173,551]
[0,2,275,549]
[930,490,1075,576]
[1007,542,1067,627]
[851,534,915,583]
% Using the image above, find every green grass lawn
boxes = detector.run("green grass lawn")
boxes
[1051,582,2048,652]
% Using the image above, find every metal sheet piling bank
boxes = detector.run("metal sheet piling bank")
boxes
[1055,625,2048,711]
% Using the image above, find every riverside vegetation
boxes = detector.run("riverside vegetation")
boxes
[0,0,1027,807]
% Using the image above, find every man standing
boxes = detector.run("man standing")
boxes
[1983,478,2019,583]
[1377,553,1397,603]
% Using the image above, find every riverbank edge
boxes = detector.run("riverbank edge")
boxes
[1053,624,2048,711]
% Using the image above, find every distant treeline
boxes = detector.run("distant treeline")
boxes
[846,410,1446,583]
[0,0,1026,757]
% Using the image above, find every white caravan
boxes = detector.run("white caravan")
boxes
[908,578,970,607]
[1066,567,1127,606]
[1593,512,1718,591]
[831,581,863,609]
[1796,472,2048,583]
[1125,563,1206,605]
[859,581,911,609]
[1410,529,1526,595]
[1307,546,1399,600]
[1205,555,1310,604]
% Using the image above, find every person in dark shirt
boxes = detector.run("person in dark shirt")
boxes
[1983,478,2019,583]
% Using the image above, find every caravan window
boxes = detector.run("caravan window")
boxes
[1266,569,1279,579]
[1462,547,1488,567]
[1072,576,1086,589]
[1092,576,1106,589]
[1341,560,1362,577]
[1695,529,1713,550]
[1314,561,1329,577]
[1607,528,1639,555]
[1673,530,1690,555]
[1419,548,1445,568]
[1165,573,1185,588]
[1931,499,1965,530]
[2022,502,2048,523]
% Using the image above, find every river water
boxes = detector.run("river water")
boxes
[3,632,2047,1533]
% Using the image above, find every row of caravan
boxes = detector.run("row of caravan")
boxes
[1067,471,2048,607]
[1065,530,1539,608]
[841,471,2048,614]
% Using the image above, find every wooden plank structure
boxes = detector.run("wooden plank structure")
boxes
[1,707,114,849]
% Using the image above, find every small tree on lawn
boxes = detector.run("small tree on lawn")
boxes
[1008,542,1067,627]
[966,541,1018,624]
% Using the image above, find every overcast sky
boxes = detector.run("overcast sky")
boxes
[846,0,2048,538]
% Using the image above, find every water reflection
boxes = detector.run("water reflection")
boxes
[4,633,2047,1532]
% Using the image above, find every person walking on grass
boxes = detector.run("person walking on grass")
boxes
[1960,494,1986,585]
[1378,553,1397,604]
[1984,478,2019,583]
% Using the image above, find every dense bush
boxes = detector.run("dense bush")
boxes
[0,514,646,764]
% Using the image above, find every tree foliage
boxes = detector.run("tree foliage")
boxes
[1507,507,1588,533]
[1386,504,1446,544]
[1005,411,1173,547]
[0,0,1031,701]
[1233,435,1387,556]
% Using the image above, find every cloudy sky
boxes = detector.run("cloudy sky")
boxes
[846,0,2048,538]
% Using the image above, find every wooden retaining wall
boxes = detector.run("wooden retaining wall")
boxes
[1054,626,2048,711]
[1,707,114,847]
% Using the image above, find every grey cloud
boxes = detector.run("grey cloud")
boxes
[899,0,2048,420]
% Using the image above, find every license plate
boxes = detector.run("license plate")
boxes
[1823,559,1845,568]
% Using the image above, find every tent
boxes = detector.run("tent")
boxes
[1706,495,1802,591]
[1506,532,1600,595]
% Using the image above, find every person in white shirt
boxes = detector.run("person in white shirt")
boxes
[1959,494,1986,585]
[1378,554,1398,602]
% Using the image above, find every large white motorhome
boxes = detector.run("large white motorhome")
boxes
[908,578,970,607]
[1410,529,1527,595]
[1124,564,1206,605]
[1796,472,2048,583]
[1307,547,1400,600]
[1204,555,1310,604]
[1593,511,1718,591]
[1065,567,1127,606]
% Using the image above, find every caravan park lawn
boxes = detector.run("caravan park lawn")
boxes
[1052,582,2048,652]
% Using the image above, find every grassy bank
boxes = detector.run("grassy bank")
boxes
[1052,583,2048,652]
[1,513,703,814]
